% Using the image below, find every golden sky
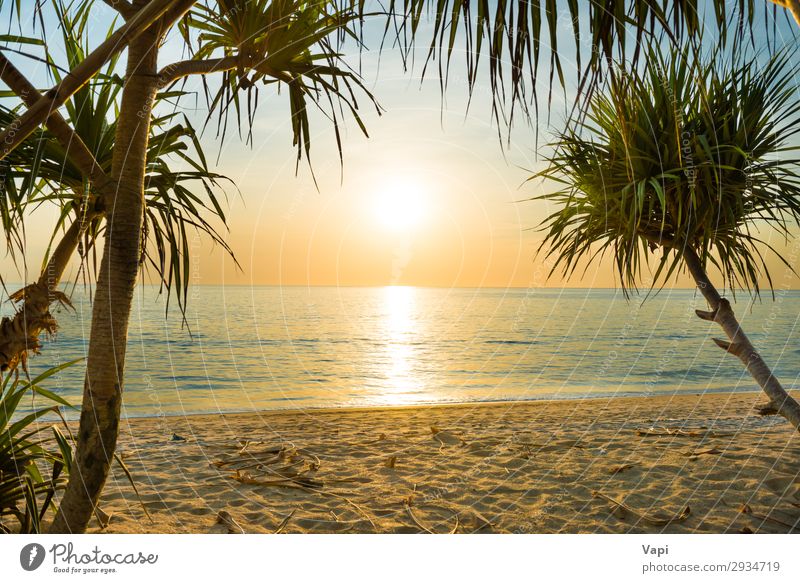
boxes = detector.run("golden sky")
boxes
[8,57,800,292]
[158,51,559,289]
[177,55,800,291]
[3,11,799,293]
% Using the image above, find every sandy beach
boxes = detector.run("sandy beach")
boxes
[89,392,800,534]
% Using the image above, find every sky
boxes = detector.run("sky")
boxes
[188,57,548,289]
[2,2,800,291]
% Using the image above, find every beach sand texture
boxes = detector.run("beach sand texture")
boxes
[88,392,800,534]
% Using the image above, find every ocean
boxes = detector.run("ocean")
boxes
[8,285,800,418]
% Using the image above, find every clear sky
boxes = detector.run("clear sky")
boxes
[3,3,800,292]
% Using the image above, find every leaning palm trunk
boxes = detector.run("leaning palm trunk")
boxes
[532,45,800,434]
[683,247,800,430]
[0,52,107,372]
[49,20,163,534]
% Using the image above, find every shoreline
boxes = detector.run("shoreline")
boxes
[115,388,767,421]
[91,391,800,534]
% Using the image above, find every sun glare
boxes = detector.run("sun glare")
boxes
[373,180,428,232]
[380,285,422,404]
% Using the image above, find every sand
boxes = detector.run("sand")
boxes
[90,392,800,534]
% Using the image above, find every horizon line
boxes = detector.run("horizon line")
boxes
[26,281,800,292]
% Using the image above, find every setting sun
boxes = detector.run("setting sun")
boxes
[373,179,429,232]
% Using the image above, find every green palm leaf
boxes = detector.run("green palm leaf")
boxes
[532,43,800,297]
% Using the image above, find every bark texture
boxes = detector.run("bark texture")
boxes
[683,247,800,431]
[49,13,163,533]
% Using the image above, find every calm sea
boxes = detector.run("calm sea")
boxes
[7,285,800,418]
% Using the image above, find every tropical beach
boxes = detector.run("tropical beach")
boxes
[1,1,800,555]
[90,392,800,534]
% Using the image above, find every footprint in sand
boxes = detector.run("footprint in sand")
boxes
[467,448,495,458]
[430,427,466,449]
[763,476,800,499]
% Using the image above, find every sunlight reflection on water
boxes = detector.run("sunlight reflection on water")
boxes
[8,285,800,418]
[381,286,422,404]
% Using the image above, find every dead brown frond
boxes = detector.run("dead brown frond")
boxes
[593,491,691,526]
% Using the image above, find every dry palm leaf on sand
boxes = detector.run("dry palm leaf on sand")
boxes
[403,501,459,534]
[637,427,703,437]
[739,504,800,533]
[684,447,723,458]
[216,441,375,529]
[216,442,323,489]
[430,426,468,452]
[213,444,290,469]
[209,510,244,534]
[593,492,691,526]
[232,469,323,489]
[274,509,296,534]
[464,508,495,532]
[93,507,112,529]
[636,427,731,438]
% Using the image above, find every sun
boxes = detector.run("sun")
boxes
[373,179,428,232]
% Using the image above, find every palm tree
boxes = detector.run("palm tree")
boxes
[0,0,796,533]
[532,43,800,431]
[0,1,233,531]
[38,0,381,534]
[0,4,232,373]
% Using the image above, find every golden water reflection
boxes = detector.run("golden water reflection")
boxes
[381,286,423,404]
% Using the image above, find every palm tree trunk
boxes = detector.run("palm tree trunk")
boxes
[49,14,163,534]
[683,246,800,431]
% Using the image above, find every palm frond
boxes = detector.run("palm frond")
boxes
[173,0,381,168]
[531,42,800,297]
[169,1,784,157]
[0,360,78,534]
[0,1,236,317]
